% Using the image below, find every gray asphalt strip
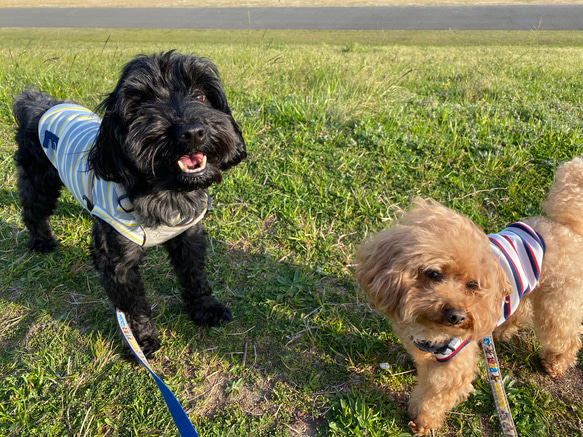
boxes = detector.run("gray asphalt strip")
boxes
[0,6,582,30]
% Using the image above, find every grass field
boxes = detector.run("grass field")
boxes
[0,29,582,437]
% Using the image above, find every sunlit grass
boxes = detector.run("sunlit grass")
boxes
[0,29,582,436]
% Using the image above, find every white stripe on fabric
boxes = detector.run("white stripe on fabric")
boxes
[489,222,545,327]
[38,103,207,247]
[39,104,100,210]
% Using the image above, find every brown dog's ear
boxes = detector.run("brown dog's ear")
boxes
[355,229,411,321]
[468,251,514,338]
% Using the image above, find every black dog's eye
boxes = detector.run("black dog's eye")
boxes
[466,280,479,290]
[192,91,207,103]
[424,269,443,282]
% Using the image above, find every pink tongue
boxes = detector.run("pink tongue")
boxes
[179,153,204,167]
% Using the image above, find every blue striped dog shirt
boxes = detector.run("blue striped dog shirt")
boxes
[38,103,208,247]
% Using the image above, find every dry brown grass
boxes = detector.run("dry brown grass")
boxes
[2,0,582,7]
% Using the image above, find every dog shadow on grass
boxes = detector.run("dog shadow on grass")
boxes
[0,194,108,342]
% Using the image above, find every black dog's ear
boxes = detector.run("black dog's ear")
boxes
[219,117,247,171]
[195,60,247,171]
[88,57,142,184]
[88,107,130,184]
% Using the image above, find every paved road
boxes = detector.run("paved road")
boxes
[0,6,582,30]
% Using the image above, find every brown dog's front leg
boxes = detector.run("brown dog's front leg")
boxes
[407,343,480,435]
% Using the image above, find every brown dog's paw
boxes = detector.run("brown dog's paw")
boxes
[408,419,431,436]
[542,356,569,378]
[493,324,519,342]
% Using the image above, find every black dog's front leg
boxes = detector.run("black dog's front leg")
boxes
[90,217,160,357]
[164,223,233,327]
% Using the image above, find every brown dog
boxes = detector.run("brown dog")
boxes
[355,158,583,435]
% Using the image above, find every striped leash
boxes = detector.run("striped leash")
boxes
[481,335,518,437]
[116,309,200,437]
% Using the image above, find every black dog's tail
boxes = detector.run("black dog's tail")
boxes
[12,89,66,128]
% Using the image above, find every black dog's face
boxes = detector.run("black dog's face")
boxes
[89,51,246,192]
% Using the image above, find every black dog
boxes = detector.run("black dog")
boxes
[13,51,246,358]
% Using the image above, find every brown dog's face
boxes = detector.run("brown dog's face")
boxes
[355,200,510,349]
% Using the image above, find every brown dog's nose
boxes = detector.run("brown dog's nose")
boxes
[177,123,206,147]
[444,307,466,325]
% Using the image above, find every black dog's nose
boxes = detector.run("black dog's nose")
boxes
[177,123,206,147]
[444,307,466,325]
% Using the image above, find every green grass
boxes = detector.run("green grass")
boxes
[1,28,582,436]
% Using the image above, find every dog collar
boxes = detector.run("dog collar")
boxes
[411,336,472,362]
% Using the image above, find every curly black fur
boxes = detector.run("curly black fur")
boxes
[13,51,246,358]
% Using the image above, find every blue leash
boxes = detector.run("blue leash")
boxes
[116,309,200,437]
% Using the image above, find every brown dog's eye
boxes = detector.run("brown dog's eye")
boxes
[424,269,443,282]
[192,91,207,103]
[466,280,479,290]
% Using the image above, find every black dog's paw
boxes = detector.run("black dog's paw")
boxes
[122,335,161,361]
[27,236,58,254]
[123,313,161,360]
[188,296,233,327]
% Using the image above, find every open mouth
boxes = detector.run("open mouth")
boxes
[177,153,207,174]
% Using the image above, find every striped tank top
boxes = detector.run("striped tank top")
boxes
[38,104,207,247]
[489,222,545,327]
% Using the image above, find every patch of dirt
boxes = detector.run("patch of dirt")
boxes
[189,369,279,417]
[530,365,583,406]
[184,365,324,436]
[286,413,321,436]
